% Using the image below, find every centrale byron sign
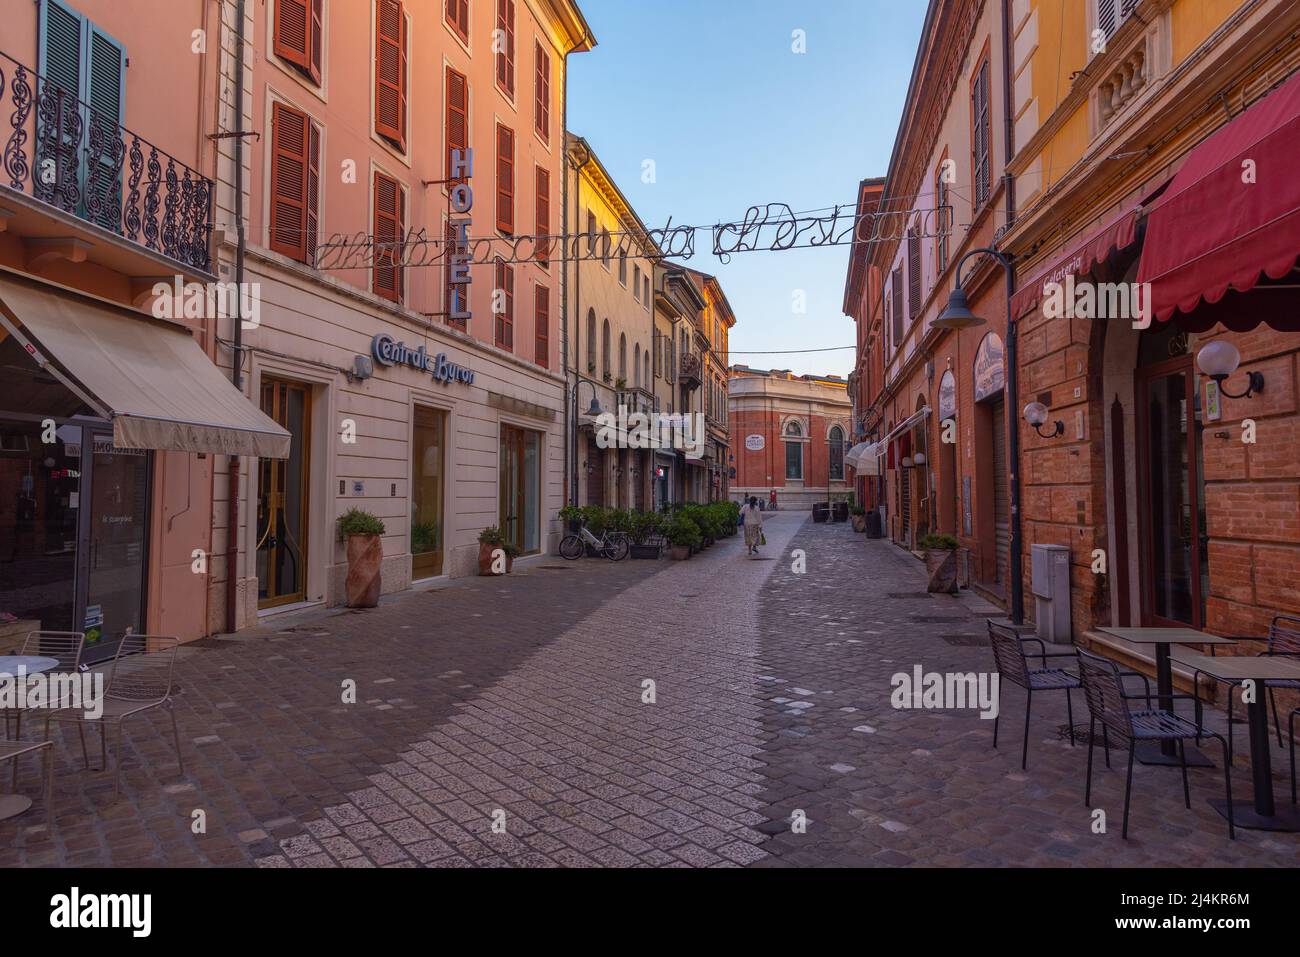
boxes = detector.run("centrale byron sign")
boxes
[372,334,475,386]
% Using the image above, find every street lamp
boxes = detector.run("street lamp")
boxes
[1196,341,1264,399]
[1023,402,1064,439]
[935,246,1025,626]
[571,379,606,510]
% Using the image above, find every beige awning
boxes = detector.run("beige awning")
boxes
[0,275,290,458]
[845,441,882,476]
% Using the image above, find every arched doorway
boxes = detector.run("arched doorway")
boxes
[972,332,1008,591]
[937,369,958,536]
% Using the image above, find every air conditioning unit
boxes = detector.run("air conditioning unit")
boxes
[1031,543,1072,642]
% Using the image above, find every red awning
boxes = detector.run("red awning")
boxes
[1010,204,1144,318]
[1138,69,1300,329]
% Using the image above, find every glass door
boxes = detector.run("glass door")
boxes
[257,379,311,608]
[499,425,541,555]
[80,432,149,664]
[411,406,446,580]
[1137,357,1206,628]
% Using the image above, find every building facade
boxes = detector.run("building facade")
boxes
[211,0,594,629]
[729,367,853,510]
[689,270,736,502]
[565,134,658,513]
[650,263,706,508]
[0,0,288,652]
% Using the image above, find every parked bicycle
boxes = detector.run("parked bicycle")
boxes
[559,524,630,561]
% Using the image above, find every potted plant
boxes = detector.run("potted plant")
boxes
[665,514,700,560]
[337,508,386,608]
[478,526,510,576]
[503,540,522,573]
[629,510,663,559]
[559,504,583,534]
[850,504,868,533]
[615,377,627,390]
[919,533,960,594]
[602,371,612,384]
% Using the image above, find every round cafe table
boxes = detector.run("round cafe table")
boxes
[0,655,60,821]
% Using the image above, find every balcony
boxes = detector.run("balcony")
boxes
[617,387,658,418]
[0,52,213,278]
[678,352,703,390]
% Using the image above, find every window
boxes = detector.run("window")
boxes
[586,309,596,373]
[269,101,321,265]
[602,319,611,379]
[373,170,404,302]
[829,425,846,481]
[534,42,551,142]
[535,165,549,266]
[495,0,516,97]
[38,0,127,232]
[374,0,407,151]
[496,123,514,234]
[653,332,661,377]
[600,228,610,266]
[784,420,803,481]
[633,343,641,387]
[644,351,650,390]
[907,226,921,321]
[274,0,324,85]
[619,252,628,286]
[644,275,651,308]
[587,210,597,254]
[891,267,904,347]
[534,284,549,368]
[971,53,991,209]
[445,0,469,44]
[935,160,950,274]
[494,258,514,348]
[445,67,468,181]
[633,264,641,300]
[1097,0,1139,42]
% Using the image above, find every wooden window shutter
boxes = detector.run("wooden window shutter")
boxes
[274,0,311,74]
[907,227,921,321]
[535,165,550,265]
[306,121,320,263]
[446,67,468,181]
[534,42,551,141]
[496,123,514,234]
[446,0,469,44]
[373,171,404,302]
[270,101,310,262]
[496,0,516,97]
[375,0,407,150]
[534,284,549,368]
[310,0,323,81]
[494,259,514,349]
[891,267,903,346]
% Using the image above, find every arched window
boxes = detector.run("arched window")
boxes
[602,319,611,379]
[784,420,803,481]
[644,351,651,391]
[633,344,641,387]
[618,333,627,382]
[829,425,846,481]
[586,309,596,374]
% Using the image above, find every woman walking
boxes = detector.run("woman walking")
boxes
[741,496,764,555]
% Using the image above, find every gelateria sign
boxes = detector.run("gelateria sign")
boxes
[372,334,475,386]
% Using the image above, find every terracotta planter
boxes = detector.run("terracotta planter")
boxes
[345,534,383,608]
[924,549,959,594]
[669,545,691,561]
[478,541,509,576]
[850,514,867,533]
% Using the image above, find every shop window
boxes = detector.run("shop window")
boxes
[374,0,407,151]
[274,0,324,85]
[494,0,515,98]
[269,102,321,265]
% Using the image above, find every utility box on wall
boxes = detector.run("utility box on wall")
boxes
[1031,544,1072,643]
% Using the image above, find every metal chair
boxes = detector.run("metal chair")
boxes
[0,739,54,827]
[1077,648,1234,840]
[987,620,1081,770]
[2,631,86,743]
[44,635,183,799]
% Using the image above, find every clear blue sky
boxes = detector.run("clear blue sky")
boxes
[567,0,927,377]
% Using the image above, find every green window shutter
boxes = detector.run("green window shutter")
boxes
[38,0,83,99]
[83,22,126,231]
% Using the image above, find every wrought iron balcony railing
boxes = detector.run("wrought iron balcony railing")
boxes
[678,352,703,388]
[1,52,213,273]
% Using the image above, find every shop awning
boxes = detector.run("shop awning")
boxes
[1010,204,1147,318]
[880,407,930,448]
[1138,69,1300,330]
[845,441,882,476]
[0,275,290,458]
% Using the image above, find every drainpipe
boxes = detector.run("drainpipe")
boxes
[1001,0,1025,625]
[225,0,247,635]
[561,56,571,512]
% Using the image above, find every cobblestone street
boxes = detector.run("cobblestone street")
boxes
[2,514,1294,867]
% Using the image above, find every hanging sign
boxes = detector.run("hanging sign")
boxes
[446,148,474,325]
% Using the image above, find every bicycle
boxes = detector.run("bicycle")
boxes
[559,524,630,561]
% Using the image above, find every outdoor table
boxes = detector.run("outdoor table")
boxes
[1173,650,1300,832]
[0,655,59,821]
[1095,627,1238,768]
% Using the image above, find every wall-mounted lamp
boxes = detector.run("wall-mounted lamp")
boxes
[913,451,927,466]
[1196,341,1264,399]
[901,455,915,468]
[1023,402,1064,439]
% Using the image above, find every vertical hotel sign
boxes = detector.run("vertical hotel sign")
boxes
[447,149,474,325]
